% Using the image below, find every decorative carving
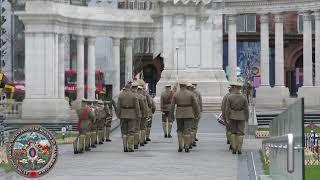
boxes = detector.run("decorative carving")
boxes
[303,11,312,21]
[228,14,237,25]
[260,14,269,24]
[87,37,96,45]
[112,38,120,46]
[314,10,320,20]
[274,14,283,23]
[173,14,185,25]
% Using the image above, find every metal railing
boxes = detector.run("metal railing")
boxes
[262,134,295,173]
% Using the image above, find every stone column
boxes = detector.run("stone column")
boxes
[315,11,320,86]
[87,37,96,100]
[22,32,70,120]
[125,38,133,81]
[112,38,121,97]
[303,11,313,86]
[274,13,285,86]
[77,36,85,100]
[260,14,270,86]
[228,15,237,82]
[58,34,65,99]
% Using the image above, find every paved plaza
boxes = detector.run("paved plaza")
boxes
[1,112,262,180]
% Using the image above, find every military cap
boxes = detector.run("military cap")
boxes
[131,82,139,87]
[229,81,243,87]
[165,84,171,87]
[187,83,193,87]
[138,86,143,89]
[179,80,188,85]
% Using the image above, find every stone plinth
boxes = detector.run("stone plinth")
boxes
[255,86,290,108]
[298,86,320,107]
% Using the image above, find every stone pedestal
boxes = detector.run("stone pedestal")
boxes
[255,86,290,107]
[298,86,320,107]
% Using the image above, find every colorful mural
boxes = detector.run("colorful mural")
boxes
[223,41,275,87]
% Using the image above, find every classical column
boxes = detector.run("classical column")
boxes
[87,37,96,100]
[315,11,320,86]
[77,36,85,100]
[274,13,285,86]
[125,38,133,81]
[58,35,65,99]
[303,11,313,86]
[112,38,121,97]
[228,14,237,82]
[260,14,270,86]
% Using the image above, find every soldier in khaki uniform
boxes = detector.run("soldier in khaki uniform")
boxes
[186,83,199,148]
[221,86,232,150]
[192,83,202,142]
[137,86,148,146]
[96,100,106,144]
[170,80,200,153]
[72,99,94,154]
[88,100,98,147]
[225,82,249,154]
[117,83,141,152]
[160,84,174,138]
[103,101,113,142]
[131,82,144,149]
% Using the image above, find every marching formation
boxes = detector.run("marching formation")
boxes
[72,99,113,154]
[70,79,248,155]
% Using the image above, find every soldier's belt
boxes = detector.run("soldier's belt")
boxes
[121,106,134,109]
[177,104,192,107]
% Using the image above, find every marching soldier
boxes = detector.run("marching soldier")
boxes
[170,80,200,153]
[160,84,174,138]
[117,82,141,152]
[225,82,249,154]
[131,82,143,149]
[221,85,233,150]
[137,85,148,146]
[86,100,98,148]
[186,83,199,148]
[103,101,113,142]
[96,100,106,144]
[72,99,94,154]
[192,83,202,142]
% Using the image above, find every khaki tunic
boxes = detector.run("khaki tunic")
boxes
[160,90,173,112]
[193,90,203,112]
[225,92,249,135]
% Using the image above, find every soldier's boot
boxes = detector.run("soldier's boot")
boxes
[122,135,128,152]
[230,134,237,154]
[184,134,191,153]
[168,123,173,138]
[99,130,104,144]
[73,137,79,154]
[177,132,183,152]
[128,135,135,152]
[78,135,85,153]
[134,132,140,149]
[237,135,244,154]
[162,122,168,138]
[85,134,91,151]
[105,127,112,142]
[140,130,146,146]
[92,132,98,145]
[90,132,97,148]
[146,128,151,141]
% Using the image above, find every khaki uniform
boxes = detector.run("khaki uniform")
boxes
[138,90,148,145]
[88,103,98,148]
[170,88,200,152]
[96,102,106,144]
[193,89,202,141]
[103,102,112,142]
[72,100,95,153]
[225,92,249,153]
[133,91,147,148]
[160,90,174,137]
[117,89,141,152]
[221,92,231,146]
[145,92,156,141]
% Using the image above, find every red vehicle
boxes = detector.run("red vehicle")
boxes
[65,70,106,100]
[11,70,106,101]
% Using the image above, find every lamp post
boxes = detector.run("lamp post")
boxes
[175,46,179,81]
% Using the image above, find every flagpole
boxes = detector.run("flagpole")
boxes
[176,47,179,81]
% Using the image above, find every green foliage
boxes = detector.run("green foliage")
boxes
[304,126,320,133]
[0,161,12,173]
[259,149,270,175]
[55,131,79,139]
[305,165,320,180]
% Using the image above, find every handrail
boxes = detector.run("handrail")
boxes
[262,133,294,173]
